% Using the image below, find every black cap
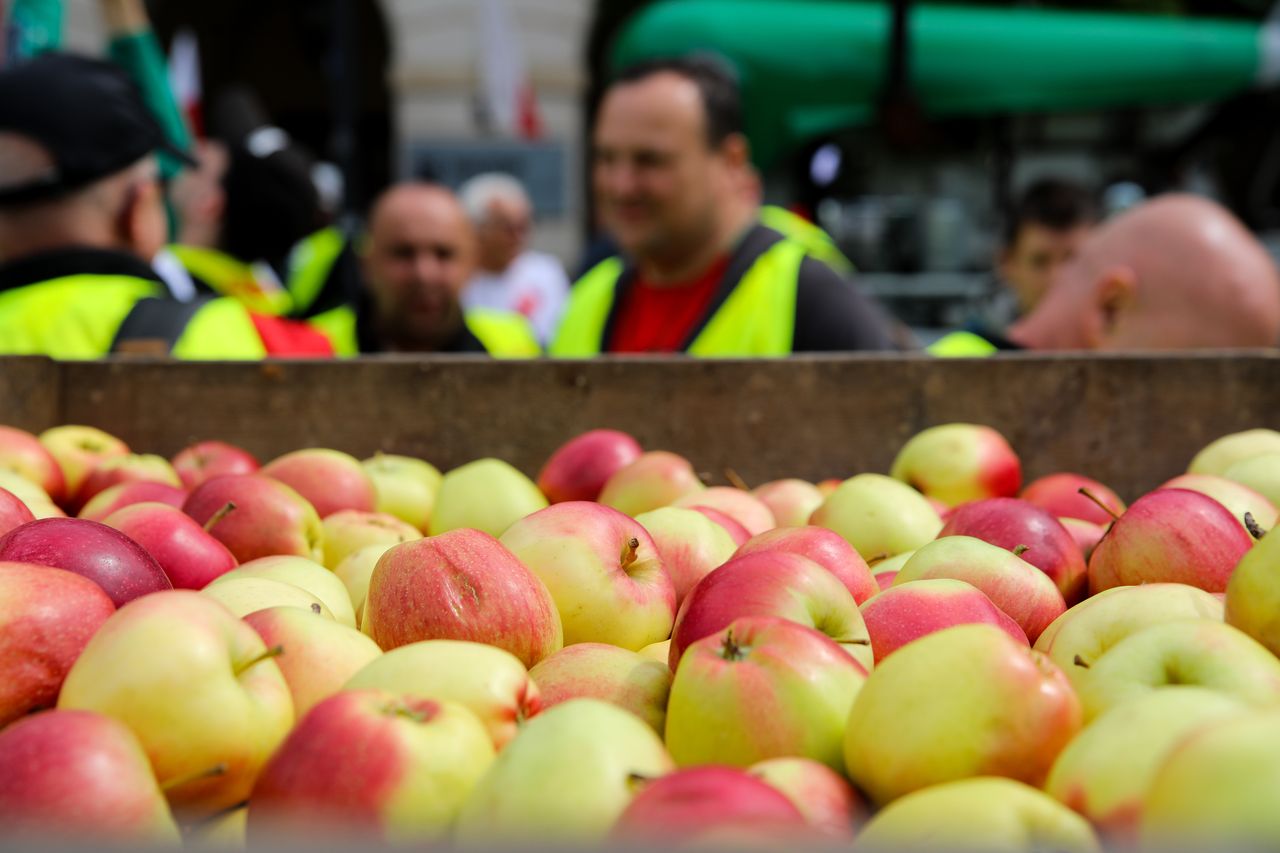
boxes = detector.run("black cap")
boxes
[0,53,195,206]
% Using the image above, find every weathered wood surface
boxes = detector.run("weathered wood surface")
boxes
[2,353,1277,499]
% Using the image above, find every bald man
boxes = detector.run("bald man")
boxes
[310,183,540,356]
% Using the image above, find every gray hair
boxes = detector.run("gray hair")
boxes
[458,172,530,224]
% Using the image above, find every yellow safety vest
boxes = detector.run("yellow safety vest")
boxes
[759,205,853,276]
[549,237,808,357]
[0,274,267,359]
[286,226,346,318]
[927,330,999,357]
[311,304,541,358]
[168,245,292,316]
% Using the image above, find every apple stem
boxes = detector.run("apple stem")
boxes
[203,501,237,533]
[161,762,228,792]
[724,468,750,491]
[620,537,640,569]
[1245,512,1268,541]
[865,552,891,567]
[1012,544,1030,557]
[626,773,654,793]
[1076,487,1122,522]
[1073,654,1090,670]
[310,603,323,615]
[720,629,748,662]
[235,644,284,676]
[843,637,872,646]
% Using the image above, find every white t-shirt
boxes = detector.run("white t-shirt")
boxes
[462,251,570,344]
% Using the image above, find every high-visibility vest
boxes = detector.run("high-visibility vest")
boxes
[167,244,292,316]
[286,226,353,319]
[311,304,541,358]
[759,205,853,276]
[0,273,267,359]
[927,330,1000,357]
[549,234,808,357]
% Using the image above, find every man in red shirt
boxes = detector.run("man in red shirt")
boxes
[552,56,895,356]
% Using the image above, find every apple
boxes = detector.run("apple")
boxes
[1187,428,1280,476]
[453,698,674,843]
[499,502,675,651]
[261,448,376,518]
[633,507,737,607]
[844,623,1081,805]
[672,486,775,536]
[202,576,333,621]
[189,806,246,847]
[939,497,1088,604]
[428,457,548,537]
[670,551,871,671]
[734,526,879,604]
[1067,620,1280,722]
[856,777,1100,852]
[1060,518,1106,562]
[361,453,442,532]
[243,606,381,719]
[1227,523,1280,655]
[693,505,750,545]
[38,425,129,502]
[750,757,862,839]
[809,473,943,561]
[0,469,63,518]
[0,425,65,504]
[1140,709,1280,846]
[334,544,391,628]
[816,478,842,496]
[638,640,670,664]
[343,639,540,749]
[1087,488,1251,594]
[57,590,294,819]
[79,480,187,522]
[1161,473,1279,532]
[247,689,493,842]
[0,562,115,726]
[172,440,260,490]
[536,428,643,503]
[861,578,1029,663]
[0,486,34,537]
[75,453,181,511]
[612,765,810,843]
[0,516,170,607]
[0,710,179,842]
[528,642,671,735]
[183,474,324,564]
[667,616,867,772]
[889,423,1022,507]
[103,502,237,590]
[894,535,1066,643]
[1221,452,1280,510]
[1044,686,1248,836]
[598,450,704,517]
[319,509,420,570]
[1034,582,1224,672]
[751,479,825,528]
[363,529,562,666]
[1021,473,1126,525]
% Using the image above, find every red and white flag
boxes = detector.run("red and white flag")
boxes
[167,26,203,138]
[475,0,542,139]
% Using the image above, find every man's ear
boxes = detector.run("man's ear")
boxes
[1089,265,1137,345]
[718,133,750,170]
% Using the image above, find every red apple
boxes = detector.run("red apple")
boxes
[693,506,751,545]
[536,429,643,504]
[751,479,826,528]
[528,642,672,735]
[860,578,1029,663]
[633,507,738,607]
[0,486,35,537]
[0,425,66,504]
[1060,518,1107,562]
[172,440,260,491]
[103,502,238,590]
[0,562,115,726]
[673,487,776,536]
[751,757,863,839]
[364,529,563,667]
[890,423,1022,507]
[1021,473,1126,526]
[75,454,181,512]
[261,448,376,518]
[598,450,704,517]
[940,497,1088,604]
[733,526,878,605]
[0,709,178,842]
[183,474,324,564]
[0,517,170,607]
[78,480,188,523]
[1088,487,1252,595]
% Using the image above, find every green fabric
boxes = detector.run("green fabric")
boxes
[760,205,853,275]
[286,227,346,317]
[311,305,539,358]
[107,31,193,182]
[168,244,293,315]
[548,257,624,357]
[309,304,359,356]
[5,0,63,62]
[927,330,998,357]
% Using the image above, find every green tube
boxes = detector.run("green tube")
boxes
[611,0,1269,168]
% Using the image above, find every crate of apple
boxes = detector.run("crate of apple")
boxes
[1,421,1280,848]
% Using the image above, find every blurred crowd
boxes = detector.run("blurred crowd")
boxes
[1,1,1278,360]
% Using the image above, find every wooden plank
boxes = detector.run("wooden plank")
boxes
[0,356,60,432]
[27,353,1276,500]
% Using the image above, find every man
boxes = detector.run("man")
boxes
[997,178,1098,319]
[458,173,570,345]
[1006,194,1280,350]
[0,53,329,358]
[311,182,539,356]
[551,57,894,356]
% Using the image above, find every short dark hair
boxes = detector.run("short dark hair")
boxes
[1004,178,1099,246]
[610,55,744,148]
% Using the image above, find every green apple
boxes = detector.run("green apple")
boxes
[634,506,738,606]
[429,458,547,537]
[335,544,395,629]
[1226,523,1280,655]
[751,479,825,528]
[889,423,1022,507]
[201,576,334,621]
[362,453,442,532]
[211,556,356,627]
[638,640,670,664]
[38,424,129,500]
[858,777,1100,853]
[0,469,63,518]
[57,590,294,819]
[1161,473,1279,532]
[528,642,671,735]
[1188,428,1280,476]
[1222,452,1280,511]
[453,698,674,843]
[598,450,705,518]
[810,473,943,561]
[320,509,420,570]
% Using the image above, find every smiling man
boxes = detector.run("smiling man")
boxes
[551,57,895,356]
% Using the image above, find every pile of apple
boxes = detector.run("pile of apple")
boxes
[4,420,1280,848]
